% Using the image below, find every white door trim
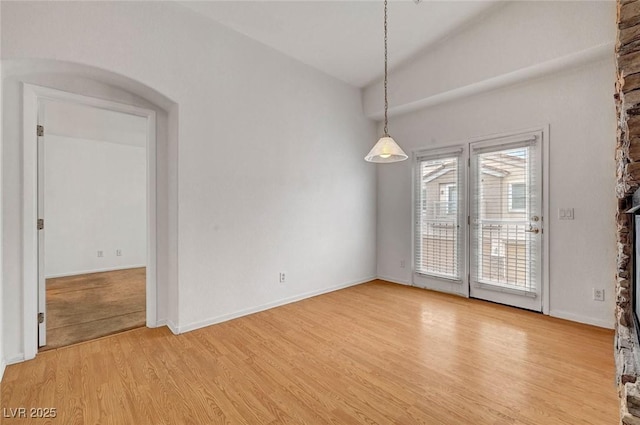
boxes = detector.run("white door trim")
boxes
[22,83,158,360]
[464,126,550,314]
[37,102,46,346]
[542,125,550,316]
[468,130,543,311]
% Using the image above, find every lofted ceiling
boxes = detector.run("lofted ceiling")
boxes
[180,1,500,88]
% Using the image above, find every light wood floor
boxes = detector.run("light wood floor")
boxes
[2,281,617,424]
[43,267,146,350]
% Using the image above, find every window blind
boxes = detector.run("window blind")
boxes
[469,138,538,295]
[414,148,463,281]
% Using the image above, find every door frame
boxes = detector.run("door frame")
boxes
[467,130,544,312]
[22,83,158,359]
[411,126,550,315]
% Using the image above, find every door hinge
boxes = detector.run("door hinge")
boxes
[467,216,470,225]
[468,158,470,167]
[37,218,44,230]
[37,125,44,137]
[38,312,44,324]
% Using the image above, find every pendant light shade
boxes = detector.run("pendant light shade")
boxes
[365,136,408,163]
[365,0,407,164]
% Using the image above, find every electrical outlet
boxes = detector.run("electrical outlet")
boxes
[400,260,406,268]
[559,208,575,220]
[116,249,122,256]
[593,288,605,302]
[97,250,103,258]
[279,272,286,283]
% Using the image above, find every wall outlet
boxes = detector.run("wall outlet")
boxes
[116,249,122,256]
[279,272,286,283]
[558,208,575,220]
[97,250,104,258]
[400,260,406,268]
[593,288,605,302]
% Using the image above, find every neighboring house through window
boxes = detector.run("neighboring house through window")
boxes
[439,183,457,216]
[509,182,526,212]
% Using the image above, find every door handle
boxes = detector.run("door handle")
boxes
[525,226,540,234]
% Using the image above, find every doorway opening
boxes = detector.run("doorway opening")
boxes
[23,83,158,355]
[38,100,149,350]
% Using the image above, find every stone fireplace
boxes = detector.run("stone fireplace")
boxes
[615,1,640,423]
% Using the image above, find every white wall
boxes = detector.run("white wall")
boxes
[367,1,617,328]
[44,134,146,278]
[1,1,377,360]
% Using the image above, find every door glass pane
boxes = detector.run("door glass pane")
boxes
[472,145,536,290]
[415,155,461,280]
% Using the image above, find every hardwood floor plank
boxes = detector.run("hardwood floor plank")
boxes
[43,267,146,350]
[2,281,618,424]
[46,311,145,351]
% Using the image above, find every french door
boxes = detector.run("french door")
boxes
[414,130,543,312]
[468,133,542,311]
[413,147,466,294]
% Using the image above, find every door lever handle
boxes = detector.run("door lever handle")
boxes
[525,226,540,234]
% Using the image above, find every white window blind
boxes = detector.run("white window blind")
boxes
[414,148,463,281]
[470,138,539,295]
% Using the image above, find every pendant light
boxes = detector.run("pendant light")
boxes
[365,0,408,163]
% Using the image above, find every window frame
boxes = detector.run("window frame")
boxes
[508,182,527,212]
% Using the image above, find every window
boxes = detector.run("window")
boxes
[439,183,457,216]
[509,183,526,212]
[414,148,463,281]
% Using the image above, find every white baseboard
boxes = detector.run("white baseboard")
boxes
[6,354,25,365]
[0,358,6,382]
[176,276,375,334]
[45,264,146,279]
[549,309,614,329]
[152,319,166,328]
[378,275,470,299]
[148,318,180,336]
[166,319,180,335]
[380,277,611,329]
[376,275,411,286]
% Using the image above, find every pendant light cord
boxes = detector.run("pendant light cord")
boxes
[383,0,389,137]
